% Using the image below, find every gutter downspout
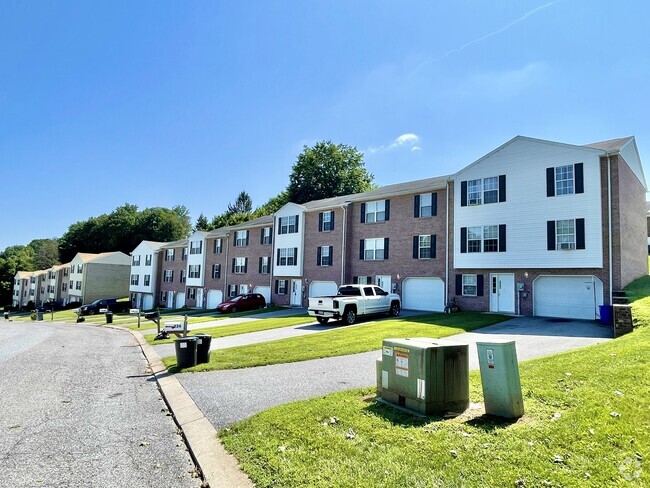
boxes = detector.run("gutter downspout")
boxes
[445,180,450,306]
[224,233,230,299]
[340,203,350,286]
[607,154,613,305]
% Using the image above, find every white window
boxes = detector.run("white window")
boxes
[69,280,73,289]
[468,179,482,205]
[235,231,247,247]
[483,225,498,253]
[279,215,298,234]
[277,280,287,295]
[365,200,386,223]
[229,284,238,297]
[323,211,334,231]
[144,275,150,286]
[556,219,576,250]
[462,275,477,296]
[77,264,83,273]
[164,270,173,283]
[320,246,331,266]
[278,248,297,266]
[260,256,270,274]
[418,235,431,259]
[182,248,188,260]
[165,249,175,261]
[234,257,246,274]
[364,238,385,260]
[188,288,196,300]
[483,176,499,204]
[188,265,201,279]
[356,276,372,285]
[213,239,223,254]
[130,274,139,286]
[75,281,82,290]
[468,227,482,253]
[419,194,432,218]
[262,227,272,245]
[555,165,574,195]
[212,264,221,279]
[62,283,67,292]
[145,255,152,266]
[190,241,202,255]
[132,255,141,266]
[64,268,69,277]
[180,270,186,283]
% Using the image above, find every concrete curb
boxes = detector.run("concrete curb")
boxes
[114,325,254,488]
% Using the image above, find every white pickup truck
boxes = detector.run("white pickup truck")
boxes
[308,284,401,325]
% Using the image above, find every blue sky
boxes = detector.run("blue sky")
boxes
[1,0,649,251]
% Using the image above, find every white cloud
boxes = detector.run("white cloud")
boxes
[368,133,421,154]
[393,133,419,146]
[411,146,421,152]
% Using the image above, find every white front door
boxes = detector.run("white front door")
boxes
[375,275,392,293]
[490,274,515,314]
[290,279,302,306]
[196,288,204,308]
[167,292,174,308]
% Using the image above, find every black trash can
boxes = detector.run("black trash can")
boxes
[37,311,44,321]
[195,334,212,364]
[3,311,8,320]
[175,337,198,368]
[105,312,114,324]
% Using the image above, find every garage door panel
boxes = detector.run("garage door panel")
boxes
[207,290,223,309]
[309,281,338,298]
[534,276,603,320]
[254,286,271,305]
[403,277,445,312]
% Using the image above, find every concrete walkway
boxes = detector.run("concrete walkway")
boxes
[177,316,614,429]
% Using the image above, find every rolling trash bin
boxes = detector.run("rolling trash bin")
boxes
[195,334,212,364]
[105,312,113,324]
[175,337,198,368]
[599,305,613,326]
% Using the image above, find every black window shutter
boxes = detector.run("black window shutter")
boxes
[385,200,390,221]
[547,221,556,250]
[318,212,323,232]
[498,175,506,202]
[295,215,299,232]
[477,275,484,296]
[414,195,420,218]
[546,168,555,197]
[384,238,390,259]
[293,247,298,264]
[243,258,247,273]
[245,230,249,246]
[455,274,462,295]
[460,227,467,253]
[233,234,237,246]
[353,276,358,284]
[275,280,279,293]
[461,181,468,207]
[431,192,438,216]
[329,246,334,265]
[575,163,584,194]
[367,277,372,285]
[431,234,436,258]
[260,229,264,244]
[317,247,322,266]
[498,224,507,252]
[360,203,366,223]
[576,218,586,249]
[331,211,335,229]
[359,240,365,260]
[413,236,419,259]
[276,248,281,265]
[232,258,235,273]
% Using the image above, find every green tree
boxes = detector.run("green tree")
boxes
[253,190,290,217]
[194,213,210,231]
[0,245,36,305]
[29,238,60,270]
[287,141,374,204]
[227,191,253,215]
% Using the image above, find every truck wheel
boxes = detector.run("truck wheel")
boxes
[389,301,401,317]
[316,317,329,325]
[343,307,356,325]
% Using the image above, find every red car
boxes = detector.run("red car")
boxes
[216,293,266,313]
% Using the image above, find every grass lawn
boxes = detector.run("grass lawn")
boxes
[146,315,314,345]
[162,312,508,372]
[218,277,650,487]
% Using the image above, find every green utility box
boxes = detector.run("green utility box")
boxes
[476,341,524,418]
[377,338,469,416]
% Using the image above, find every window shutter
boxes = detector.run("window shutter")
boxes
[360,203,366,223]
[413,236,419,259]
[384,238,390,259]
[329,246,334,265]
[232,258,235,273]
[575,163,584,194]
[414,195,420,218]
[353,276,358,284]
[367,277,372,285]
[245,230,249,246]
[431,234,436,258]
[233,234,237,246]
[455,274,462,295]
[546,167,555,197]
[243,258,248,273]
[317,247,322,266]
[295,215,299,231]
[276,248,281,265]
[547,221,556,250]
[318,212,323,232]
[259,257,263,273]
[385,200,390,221]
[498,175,506,202]
[331,211,335,229]
[431,192,437,216]
[477,275,484,296]
[359,240,365,260]
[576,218,586,249]
[293,248,298,264]
[460,227,467,253]
[275,280,279,293]
[498,224,507,252]
[260,229,264,244]
[461,181,468,207]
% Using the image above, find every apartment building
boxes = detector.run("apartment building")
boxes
[48,263,71,305]
[12,271,32,308]
[67,252,131,304]
[158,239,189,309]
[129,241,166,310]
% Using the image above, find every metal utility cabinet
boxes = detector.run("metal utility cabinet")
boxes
[476,341,524,418]
[377,338,469,416]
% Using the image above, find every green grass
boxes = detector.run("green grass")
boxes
[146,315,314,345]
[217,277,650,487]
[162,312,508,372]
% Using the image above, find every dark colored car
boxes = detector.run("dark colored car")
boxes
[216,293,266,313]
[79,298,130,315]
[37,302,64,312]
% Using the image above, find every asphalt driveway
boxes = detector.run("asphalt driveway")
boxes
[177,316,614,429]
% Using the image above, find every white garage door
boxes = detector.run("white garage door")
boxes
[206,290,223,309]
[254,286,271,306]
[175,292,185,309]
[309,281,338,298]
[143,294,154,310]
[534,276,603,320]
[402,277,445,312]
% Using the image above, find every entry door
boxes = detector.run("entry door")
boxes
[290,279,302,306]
[196,288,203,308]
[490,274,515,313]
[375,275,392,293]
[167,292,174,308]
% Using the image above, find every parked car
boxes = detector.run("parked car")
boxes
[216,293,266,313]
[37,301,64,312]
[308,284,401,325]
[79,298,130,315]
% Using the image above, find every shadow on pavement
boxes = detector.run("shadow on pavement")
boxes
[472,317,614,339]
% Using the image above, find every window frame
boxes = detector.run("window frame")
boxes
[364,200,386,223]
[163,270,173,283]
[234,257,246,274]
[322,211,334,231]
[320,246,331,266]
[277,279,287,295]
[364,238,385,261]
[418,235,431,259]
[419,193,432,218]
[188,265,201,279]
[462,274,478,296]
[235,230,247,247]
[556,219,576,250]
[467,179,482,206]
[555,165,575,196]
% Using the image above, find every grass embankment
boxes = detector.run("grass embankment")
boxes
[146,315,314,345]
[218,277,650,487]
[163,312,508,372]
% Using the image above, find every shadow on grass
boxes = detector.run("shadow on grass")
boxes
[464,414,520,431]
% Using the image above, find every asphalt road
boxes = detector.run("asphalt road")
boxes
[0,321,201,488]
[178,316,614,429]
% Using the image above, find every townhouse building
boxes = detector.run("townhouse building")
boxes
[48,263,71,305]
[34,269,49,306]
[158,239,189,309]
[184,231,209,308]
[129,241,166,310]
[12,271,32,308]
[67,252,131,304]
